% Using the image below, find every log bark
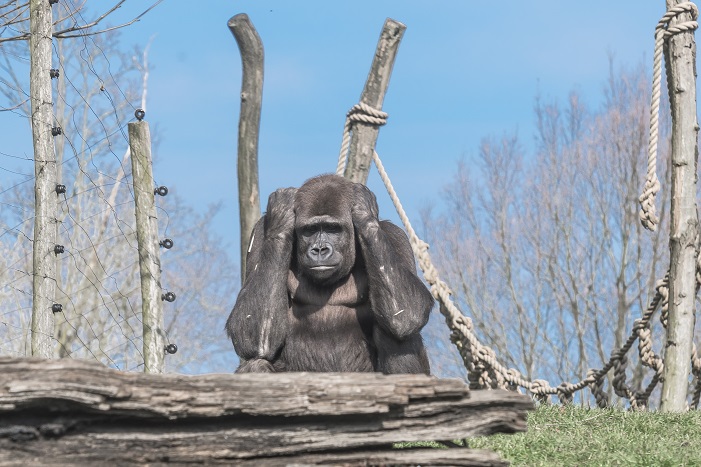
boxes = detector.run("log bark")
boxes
[660,0,700,412]
[0,357,532,465]
[229,13,263,284]
[343,18,406,184]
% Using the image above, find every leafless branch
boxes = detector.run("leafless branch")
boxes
[54,0,163,38]
[0,1,163,43]
[0,98,28,112]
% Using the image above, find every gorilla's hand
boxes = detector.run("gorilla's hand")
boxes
[236,358,276,373]
[351,183,380,232]
[265,187,297,242]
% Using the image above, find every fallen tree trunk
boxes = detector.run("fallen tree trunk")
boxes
[0,357,532,465]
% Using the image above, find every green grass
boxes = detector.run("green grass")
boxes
[469,405,701,466]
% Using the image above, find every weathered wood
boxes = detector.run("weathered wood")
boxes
[343,18,406,184]
[231,448,508,466]
[129,121,165,374]
[229,13,263,284]
[0,358,532,464]
[29,0,57,358]
[660,0,700,412]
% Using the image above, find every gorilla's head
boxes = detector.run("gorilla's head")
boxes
[293,175,357,286]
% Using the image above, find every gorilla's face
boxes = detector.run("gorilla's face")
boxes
[295,215,355,285]
[294,176,357,286]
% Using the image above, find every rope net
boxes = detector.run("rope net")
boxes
[337,3,701,407]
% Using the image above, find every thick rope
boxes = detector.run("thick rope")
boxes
[335,101,681,404]
[373,145,682,405]
[336,103,388,175]
[639,2,699,231]
[338,6,701,404]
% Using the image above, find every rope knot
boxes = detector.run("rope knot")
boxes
[337,103,388,175]
[346,102,388,126]
[656,2,699,38]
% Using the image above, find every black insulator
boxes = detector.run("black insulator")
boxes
[162,291,176,302]
[154,186,168,196]
[51,127,62,136]
[159,238,174,249]
[51,303,63,313]
[55,184,66,195]
[53,245,65,255]
[49,69,60,79]
[165,343,178,355]
[134,108,146,121]
[49,0,58,5]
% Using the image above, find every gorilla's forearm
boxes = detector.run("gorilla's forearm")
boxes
[356,220,433,340]
[227,236,291,362]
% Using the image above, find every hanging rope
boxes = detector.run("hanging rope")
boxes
[639,1,698,231]
[372,144,681,404]
[336,103,388,175]
[334,100,679,404]
[333,3,701,406]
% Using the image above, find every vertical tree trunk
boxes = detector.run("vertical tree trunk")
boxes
[343,19,406,184]
[660,0,700,412]
[129,120,165,374]
[30,0,57,358]
[228,13,263,284]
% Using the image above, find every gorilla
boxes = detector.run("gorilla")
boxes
[226,174,433,374]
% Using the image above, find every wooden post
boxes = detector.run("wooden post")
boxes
[129,119,165,374]
[228,13,263,284]
[660,0,700,412]
[30,0,57,358]
[343,18,406,184]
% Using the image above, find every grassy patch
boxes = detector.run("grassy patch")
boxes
[469,405,701,466]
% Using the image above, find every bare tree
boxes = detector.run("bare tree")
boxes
[0,5,238,372]
[0,1,162,44]
[423,64,673,397]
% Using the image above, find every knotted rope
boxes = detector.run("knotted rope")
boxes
[639,1,699,231]
[336,103,388,176]
[339,1,701,405]
[335,100,694,405]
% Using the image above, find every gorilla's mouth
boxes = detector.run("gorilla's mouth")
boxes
[310,265,335,271]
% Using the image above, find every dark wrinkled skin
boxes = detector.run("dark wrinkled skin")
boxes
[226,174,433,374]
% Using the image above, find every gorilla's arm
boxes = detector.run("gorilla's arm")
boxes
[225,188,296,371]
[352,185,434,341]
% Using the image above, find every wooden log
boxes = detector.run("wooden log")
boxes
[660,0,700,412]
[0,357,532,464]
[343,18,406,184]
[228,13,263,284]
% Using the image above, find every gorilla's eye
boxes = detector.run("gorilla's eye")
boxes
[324,223,342,234]
[300,223,342,237]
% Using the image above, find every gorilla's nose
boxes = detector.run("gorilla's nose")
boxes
[309,243,333,262]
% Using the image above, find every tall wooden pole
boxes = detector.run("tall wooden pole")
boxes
[129,118,165,374]
[30,0,57,358]
[343,18,406,185]
[660,0,700,412]
[228,13,263,284]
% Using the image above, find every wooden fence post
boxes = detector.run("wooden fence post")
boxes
[343,18,406,184]
[229,13,263,284]
[660,0,700,412]
[129,116,166,374]
[30,0,58,358]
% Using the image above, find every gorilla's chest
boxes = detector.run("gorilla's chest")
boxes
[288,267,368,308]
[283,268,375,371]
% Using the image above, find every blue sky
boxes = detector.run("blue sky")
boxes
[1,1,680,265]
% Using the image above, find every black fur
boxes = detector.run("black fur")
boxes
[226,174,433,374]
